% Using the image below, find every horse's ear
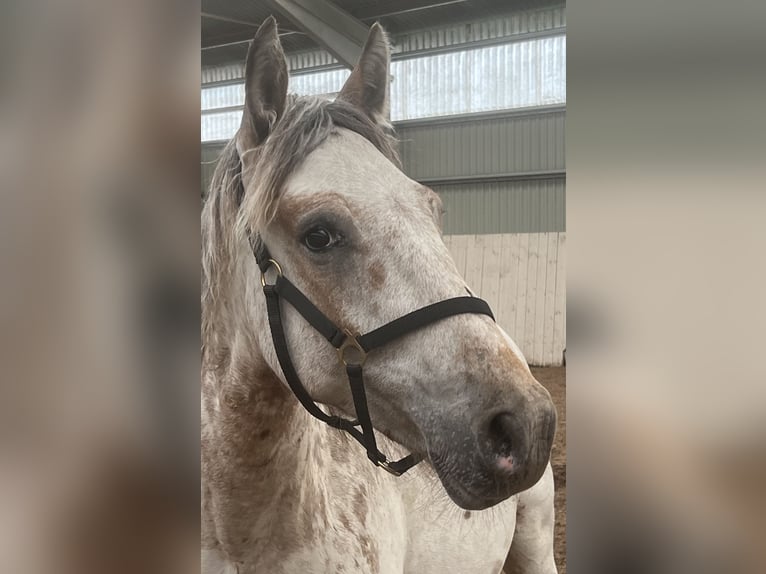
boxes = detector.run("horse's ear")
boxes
[337,23,390,124]
[236,16,288,156]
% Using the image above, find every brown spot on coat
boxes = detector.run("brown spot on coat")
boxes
[339,512,351,530]
[353,486,369,524]
[275,192,352,236]
[329,435,351,463]
[202,350,310,562]
[367,260,386,289]
[359,534,380,574]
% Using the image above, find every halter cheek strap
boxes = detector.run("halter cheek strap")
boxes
[251,234,495,476]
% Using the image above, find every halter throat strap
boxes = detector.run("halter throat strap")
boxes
[252,234,494,476]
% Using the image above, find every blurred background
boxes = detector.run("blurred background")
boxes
[0,0,764,572]
[568,1,766,572]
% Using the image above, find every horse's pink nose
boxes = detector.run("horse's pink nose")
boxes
[484,407,556,473]
[486,412,523,466]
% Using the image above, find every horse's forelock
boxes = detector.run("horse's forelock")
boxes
[237,96,400,237]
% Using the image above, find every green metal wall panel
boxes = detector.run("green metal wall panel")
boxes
[397,108,565,181]
[434,178,565,234]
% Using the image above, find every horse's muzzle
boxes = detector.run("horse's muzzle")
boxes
[429,391,557,511]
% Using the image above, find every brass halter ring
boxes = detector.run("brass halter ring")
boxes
[260,259,283,287]
[337,329,367,367]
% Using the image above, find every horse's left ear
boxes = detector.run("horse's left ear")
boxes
[337,23,390,124]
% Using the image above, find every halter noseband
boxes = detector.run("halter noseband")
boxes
[250,234,495,476]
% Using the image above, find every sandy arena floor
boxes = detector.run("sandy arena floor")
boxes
[504,367,566,574]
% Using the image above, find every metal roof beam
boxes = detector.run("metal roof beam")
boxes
[202,12,262,28]
[267,0,368,68]
[354,0,467,21]
[202,29,301,52]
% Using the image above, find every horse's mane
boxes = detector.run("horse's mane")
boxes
[202,95,399,355]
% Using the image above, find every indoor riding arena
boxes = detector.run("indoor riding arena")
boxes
[202,1,566,572]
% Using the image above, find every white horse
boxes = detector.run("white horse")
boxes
[202,17,558,574]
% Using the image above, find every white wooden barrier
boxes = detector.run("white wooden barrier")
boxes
[443,232,566,366]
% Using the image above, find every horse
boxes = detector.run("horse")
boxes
[201,17,558,574]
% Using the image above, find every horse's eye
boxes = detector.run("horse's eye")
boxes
[303,227,334,252]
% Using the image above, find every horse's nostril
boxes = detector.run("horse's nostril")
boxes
[487,412,518,459]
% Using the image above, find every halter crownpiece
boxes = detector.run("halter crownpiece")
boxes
[250,232,495,476]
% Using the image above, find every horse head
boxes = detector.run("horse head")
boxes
[230,17,556,511]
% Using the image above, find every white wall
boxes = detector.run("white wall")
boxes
[444,232,565,366]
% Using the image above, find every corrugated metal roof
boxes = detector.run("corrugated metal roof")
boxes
[202,0,564,69]
[203,4,565,84]
[201,33,565,141]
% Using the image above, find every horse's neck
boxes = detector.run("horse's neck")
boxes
[202,346,330,559]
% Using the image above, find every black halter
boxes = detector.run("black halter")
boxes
[251,234,495,476]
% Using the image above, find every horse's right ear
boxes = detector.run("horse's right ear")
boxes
[236,16,288,156]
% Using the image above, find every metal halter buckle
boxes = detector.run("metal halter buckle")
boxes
[377,459,402,476]
[337,329,367,366]
[260,259,283,287]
